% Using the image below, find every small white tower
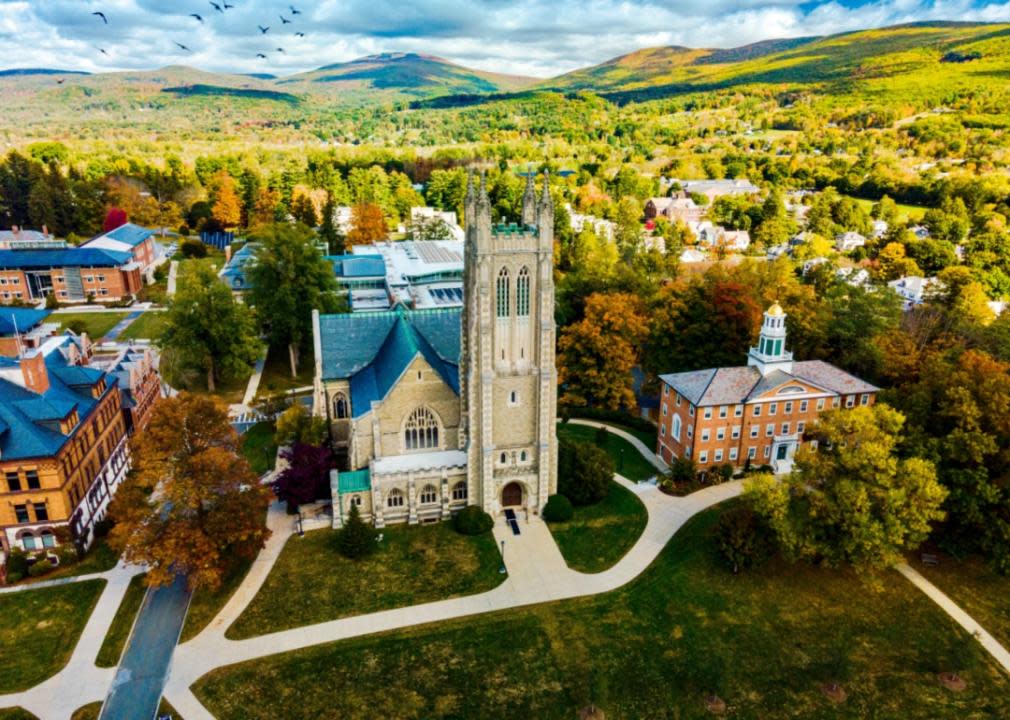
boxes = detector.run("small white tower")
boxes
[748,302,793,376]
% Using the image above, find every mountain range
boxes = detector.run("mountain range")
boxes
[1,21,1008,123]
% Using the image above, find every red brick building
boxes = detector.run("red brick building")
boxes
[656,304,878,473]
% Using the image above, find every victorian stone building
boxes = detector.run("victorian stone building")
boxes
[313,172,558,527]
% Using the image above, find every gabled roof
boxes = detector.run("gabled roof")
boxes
[318,308,460,418]
[88,223,152,248]
[660,360,878,407]
[0,346,116,460]
[0,308,51,336]
[328,254,386,278]
[0,248,133,270]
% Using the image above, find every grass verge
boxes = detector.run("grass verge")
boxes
[180,557,255,643]
[95,573,148,667]
[558,422,659,482]
[53,312,130,341]
[547,481,648,573]
[240,421,278,476]
[226,523,504,640]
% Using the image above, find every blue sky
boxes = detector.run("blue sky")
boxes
[0,0,1008,77]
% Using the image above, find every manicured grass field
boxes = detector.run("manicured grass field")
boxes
[0,709,38,720]
[240,421,278,476]
[226,523,505,640]
[53,312,130,341]
[10,539,119,587]
[180,557,254,643]
[95,573,147,667]
[846,194,928,222]
[118,311,168,341]
[0,580,105,693]
[70,703,100,720]
[557,422,660,482]
[196,506,1010,720]
[547,481,648,573]
[914,553,1010,651]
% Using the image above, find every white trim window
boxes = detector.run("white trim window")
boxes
[731,426,741,440]
[701,429,711,442]
[769,403,778,416]
[729,448,738,461]
[672,415,681,442]
[698,451,708,464]
[716,428,725,441]
[704,407,712,420]
[748,447,757,460]
[750,426,759,439]
[714,449,724,462]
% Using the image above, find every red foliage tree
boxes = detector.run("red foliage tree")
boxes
[273,443,337,509]
[103,207,128,232]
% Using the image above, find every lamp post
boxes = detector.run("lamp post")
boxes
[499,539,506,574]
[620,447,625,472]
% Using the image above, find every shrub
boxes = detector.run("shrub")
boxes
[453,505,494,535]
[667,457,698,486]
[93,517,115,539]
[716,463,735,482]
[713,505,773,573]
[45,293,60,310]
[27,558,53,578]
[66,319,88,336]
[5,548,28,581]
[337,504,376,559]
[180,238,208,258]
[55,545,78,567]
[558,438,613,506]
[594,425,610,448]
[543,494,574,522]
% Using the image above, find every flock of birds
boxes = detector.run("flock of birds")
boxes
[88,3,307,64]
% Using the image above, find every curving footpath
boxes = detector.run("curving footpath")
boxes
[5,422,1009,719]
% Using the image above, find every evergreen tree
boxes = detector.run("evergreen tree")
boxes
[318,193,343,254]
[337,504,376,559]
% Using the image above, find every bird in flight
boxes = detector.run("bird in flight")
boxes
[98,47,109,56]
[175,42,191,52]
[223,1,235,7]
[280,15,292,24]
[92,11,108,24]
[256,53,268,59]
[258,25,270,34]
[276,47,286,53]
[210,2,223,13]
[295,32,306,37]
[190,13,204,22]
[290,5,301,14]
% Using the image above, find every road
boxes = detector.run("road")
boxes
[100,574,191,720]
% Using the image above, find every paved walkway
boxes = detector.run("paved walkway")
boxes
[166,261,179,297]
[100,310,144,343]
[568,418,669,473]
[897,563,1010,673]
[0,563,146,720]
[230,348,270,417]
[100,575,191,720]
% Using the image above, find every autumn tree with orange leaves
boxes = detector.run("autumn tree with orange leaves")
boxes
[109,393,272,590]
[347,202,387,244]
[558,292,648,410]
[211,170,242,228]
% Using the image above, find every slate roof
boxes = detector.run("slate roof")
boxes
[99,223,152,248]
[319,308,460,418]
[0,343,116,460]
[0,248,133,270]
[0,308,51,336]
[660,360,877,407]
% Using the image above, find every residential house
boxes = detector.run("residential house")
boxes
[0,334,131,556]
[889,276,939,310]
[665,178,760,202]
[0,227,64,250]
[645,196,704,223]
[835,232,867,252]
[567,206,616,242]
[408,207,465,242]
[656,304,878,474]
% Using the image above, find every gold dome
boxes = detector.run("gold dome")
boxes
[767,302,785,317]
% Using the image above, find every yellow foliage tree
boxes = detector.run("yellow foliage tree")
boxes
[347,203,387,244]
[109,393,272,590]
[212,170,242,228]
[558,292,648,410]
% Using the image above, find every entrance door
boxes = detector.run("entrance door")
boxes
[502,482,523,507]
[776,444,789,461]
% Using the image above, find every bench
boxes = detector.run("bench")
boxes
[921,553,939,567]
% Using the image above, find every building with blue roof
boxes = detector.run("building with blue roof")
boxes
[81,222,160,280]
[0,244,145,304]
[0,333,133,561]
[0,308,58,358]
[314,172,558,530]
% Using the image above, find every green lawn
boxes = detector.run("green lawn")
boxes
[240,421,278,476]
[571,417,658,449]
[256,347,314,399]
[0,709,38,720]
[846,194,928,222]
[70,703,100,720]
[557,423,660,482]
[180,557,254,643]
[196,506,1010,720]
[0,580,105,693]
[226,523,505,640]
[118,311,168,341]
[914,553,1010,651]
[53,312,130,341]
[547,482,648,573]
[95,573,147,667]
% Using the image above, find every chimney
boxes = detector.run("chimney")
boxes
[42,225,49,238]
[21,352,50,395]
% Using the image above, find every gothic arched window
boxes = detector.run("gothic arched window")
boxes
[516,266,530,317]
[451,481,468,501]
[387,489,405,508]
[420,485,438,505]
[404,407,440,451]
[496,267,510,318]
[333,393,349,419]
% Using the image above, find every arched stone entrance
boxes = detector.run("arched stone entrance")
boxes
[501,482,523,508]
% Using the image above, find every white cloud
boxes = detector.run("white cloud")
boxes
[0,0,1006,77]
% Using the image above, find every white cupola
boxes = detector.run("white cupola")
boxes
[748,302,794,376]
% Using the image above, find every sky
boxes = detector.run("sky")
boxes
[0,0,1008,78]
